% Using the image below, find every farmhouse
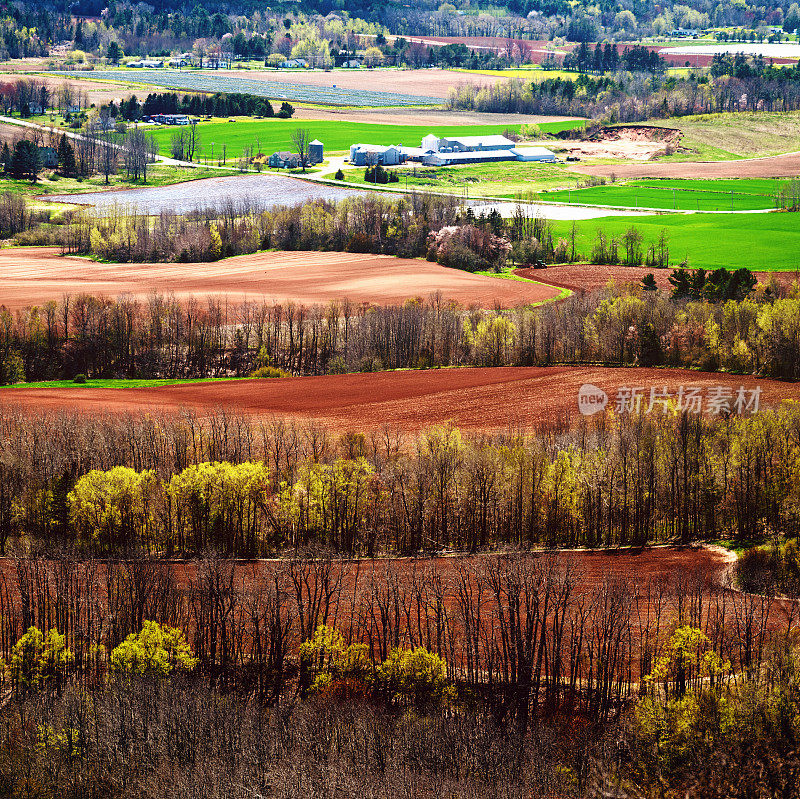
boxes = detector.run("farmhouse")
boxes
[269,151,302,168]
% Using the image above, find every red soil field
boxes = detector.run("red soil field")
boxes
[515,264,800,292]
[1,366,797,432]
[573,151,800,179]
[155,545,738,595]
[1,546,793,679]
[0,247,561,310]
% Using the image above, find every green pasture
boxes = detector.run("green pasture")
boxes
[146,117,583,159]
[542,178,791,211]
[550,211,800,272]
[7,377,250,389]
[340,160,583,197]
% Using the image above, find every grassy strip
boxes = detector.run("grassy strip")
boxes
[0,165,240,198]
[6,377,254,389]
[475,268,573,308]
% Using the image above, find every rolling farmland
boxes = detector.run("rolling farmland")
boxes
[52,68,442,106]
[0,247,564,310]
[1,366,797,431]
[543,178,789,211]
[144,118,580,158]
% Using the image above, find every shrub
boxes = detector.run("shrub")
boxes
[250,365,290,379]
[73,373,87,384]
[437,240,486,272]
[9,626,74,694]
[299,624,371,696]
[110,620,198,677]
[327,355,347,374]
[376,646,456,709]
[0,350,25,385]
[68,466,159,548]
[428,224,510,272]
[510,238,541,266]
[334,168,345,181]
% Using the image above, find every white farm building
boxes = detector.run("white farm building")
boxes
[350,132,556,167]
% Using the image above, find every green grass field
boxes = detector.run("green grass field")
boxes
[8,377,251,389]
[543,178,790,211]
[340,161,584,197]
[147,117,584,159]
[550,211,800,272]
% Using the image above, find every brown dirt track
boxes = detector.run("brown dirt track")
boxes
[572,151,800,179]
[0,247,561,310]
[1,366,797,432]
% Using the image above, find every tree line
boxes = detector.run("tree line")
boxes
[1,274,798,384]
[108,90,288,121]
[448,63,800,121]
[563,43,667,75]
[0,406,798,556]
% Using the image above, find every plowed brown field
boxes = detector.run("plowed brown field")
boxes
[573,151,800,179]
[0,247,560,310]
[1,367,796,432]
[515,265,800,292]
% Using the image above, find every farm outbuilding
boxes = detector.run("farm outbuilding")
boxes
[512,146,557,162]
[423,150,519,166]
[349,144,403,166]
[426,134,517,153]
[309,139,324,164]
[38,147,59,168]
[421,147,556,166]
